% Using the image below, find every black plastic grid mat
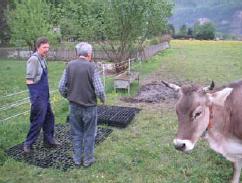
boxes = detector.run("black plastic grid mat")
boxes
[5,124,112,171]
[97,105,141,128]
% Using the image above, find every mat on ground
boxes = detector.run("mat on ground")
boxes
[5,124,112,171]
[97,105,141,128]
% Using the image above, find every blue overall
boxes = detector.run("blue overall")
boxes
[24,56,55,146]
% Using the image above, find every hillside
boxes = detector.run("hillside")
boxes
[169,0,242,36]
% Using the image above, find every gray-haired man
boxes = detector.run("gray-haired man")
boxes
[59,42,105,167]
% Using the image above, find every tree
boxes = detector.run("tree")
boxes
[193,22,215,40]
[95,0,173,62]
[167,24,175,37]
[0,0,14,46]
[187,27,193,37]
[178,24,187,37]
[60,0,99,41]
[47,0,65,26]
[7,0,60,50]
[60,0,172,62]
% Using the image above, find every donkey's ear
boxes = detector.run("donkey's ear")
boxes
[208,87,233,106]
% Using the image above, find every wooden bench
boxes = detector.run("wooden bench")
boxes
[114,71,139,95]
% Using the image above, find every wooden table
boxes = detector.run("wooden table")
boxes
[114,71,139,95]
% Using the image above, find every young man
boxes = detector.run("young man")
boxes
[24,37,60,153]
[59,42,105,167]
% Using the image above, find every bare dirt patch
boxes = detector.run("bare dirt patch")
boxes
[119,65,194,112]
[121,81,179,104]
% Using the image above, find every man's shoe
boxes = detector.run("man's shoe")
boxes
[83,158,95,168]
[74,163,81,168]
[23,145,32,154]
[44,139,61,148]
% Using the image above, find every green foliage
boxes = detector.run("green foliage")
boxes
[5,0,172,60]
[167,24,175,36]
[0,0,9,46]
[60,0,172,62]
[193,22,216,40]
[0,0,14,46]
[95,0,173,61]
[48,3,65,26]
[7,0,60,50]
[178,24,187,36]
[187,27,193,36]
[59,0,99,41]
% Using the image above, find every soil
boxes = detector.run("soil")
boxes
[120,67,193,111]
[122,81,179,104]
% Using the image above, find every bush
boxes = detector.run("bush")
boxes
[173,35,193,40]
[193,22,215,40]
[149,37,160,45]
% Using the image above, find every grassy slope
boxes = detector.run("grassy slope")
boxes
[159,40,242,84]
[1,40,242,183]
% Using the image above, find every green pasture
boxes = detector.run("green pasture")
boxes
[1,40,242,183]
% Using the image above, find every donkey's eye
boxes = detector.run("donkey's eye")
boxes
[194,111,202,119]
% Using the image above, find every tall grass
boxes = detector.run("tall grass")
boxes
[1,40,242,183]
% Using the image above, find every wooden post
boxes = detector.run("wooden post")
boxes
[102,64,106,92]
[128,83,130,96]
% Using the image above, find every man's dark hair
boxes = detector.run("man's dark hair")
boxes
[35,37,49,49]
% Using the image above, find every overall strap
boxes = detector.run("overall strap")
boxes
[32,54,47,71]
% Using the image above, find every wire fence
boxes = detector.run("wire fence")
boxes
[0,99,29,112]
[0,59,138,123]
[0,56,145,123]
[0,90,27,99]
[0,42,169,61]
[0,97,61,123]
[0,110,29,122]
[0,90,59,122]
[0,42,169,123]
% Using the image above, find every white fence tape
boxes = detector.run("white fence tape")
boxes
[0,90,27,99]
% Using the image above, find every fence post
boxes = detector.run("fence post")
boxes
[17,48,20,60]
[128,58,131,74]
[102,64,106,92]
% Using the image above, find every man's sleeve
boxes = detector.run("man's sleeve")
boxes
[26,57,39,81]
[93,68,105,103]
[58,69,68,98]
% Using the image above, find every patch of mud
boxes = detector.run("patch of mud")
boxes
[122,81,179,104]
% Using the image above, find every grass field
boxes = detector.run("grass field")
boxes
[1,40,242,183]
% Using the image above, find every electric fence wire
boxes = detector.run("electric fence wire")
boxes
[0,90,27,99]
[0,90,60,123]
[0,97,30,111]
[0,58,137,122]
[0,110,29,122]
[0,90,58,112]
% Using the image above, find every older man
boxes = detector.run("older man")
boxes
[59,42,105,167]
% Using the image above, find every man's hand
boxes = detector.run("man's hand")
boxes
[26,79,34,84]
[100,98,105,105]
